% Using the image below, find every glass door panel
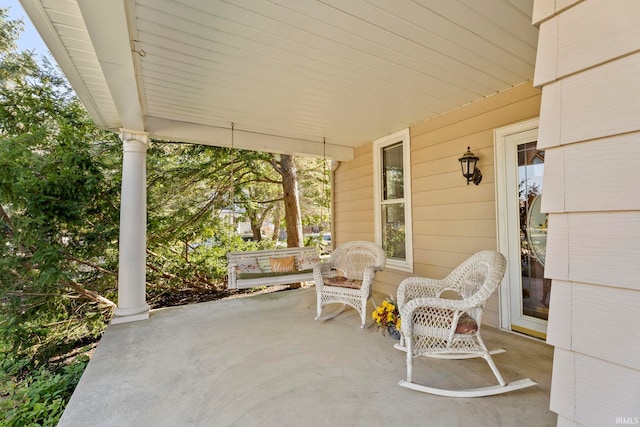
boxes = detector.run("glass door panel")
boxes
[517,143,550,322]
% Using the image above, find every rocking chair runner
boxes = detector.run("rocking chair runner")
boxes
[395,250,537,397]
[314,240,386,328]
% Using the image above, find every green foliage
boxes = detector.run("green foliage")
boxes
[141,143,329,296]
[0,339,89,427]
[143,143,254,298]
[0,8,119,364]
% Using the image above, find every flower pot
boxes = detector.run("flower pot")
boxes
[387,325,401,340]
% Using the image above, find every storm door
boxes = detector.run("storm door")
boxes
[495,120,549,339]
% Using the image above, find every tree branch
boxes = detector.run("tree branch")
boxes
[64,279,116,308]
[64,253,116,276]
[256,177,282,184]
[267,154,283,175]
[0,204,14,239]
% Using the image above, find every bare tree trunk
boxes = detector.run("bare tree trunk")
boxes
[250,222,262,241]
[247,205,274,242]
[280,154,303,247]
[272,204,281,242]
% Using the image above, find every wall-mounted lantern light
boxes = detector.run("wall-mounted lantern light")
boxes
[458,146,482,185]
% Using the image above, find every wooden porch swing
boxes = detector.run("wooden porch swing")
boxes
[225,124,322,290]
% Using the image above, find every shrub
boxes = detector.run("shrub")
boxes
[0,348,89,427]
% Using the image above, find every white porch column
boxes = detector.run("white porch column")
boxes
[111,129,150,324]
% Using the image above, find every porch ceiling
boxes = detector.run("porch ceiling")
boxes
[20,0,538,160]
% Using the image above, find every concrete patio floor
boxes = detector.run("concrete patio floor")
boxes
[58,287,556,427]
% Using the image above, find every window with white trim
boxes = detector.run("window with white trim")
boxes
[373,129,413,272]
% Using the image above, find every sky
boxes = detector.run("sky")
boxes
[4,0,51,56]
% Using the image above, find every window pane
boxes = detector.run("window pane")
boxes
[383,143,403,200]
[518,142,549,321]
[382,203,405,259]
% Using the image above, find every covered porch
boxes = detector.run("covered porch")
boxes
[58,288,555,426]
[19,0,640,424]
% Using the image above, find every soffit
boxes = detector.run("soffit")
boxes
[20,0,538,160]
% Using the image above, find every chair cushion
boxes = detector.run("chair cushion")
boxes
[455,313,478,335]
[236,257,261,274]
[269,256,296,273]
[296,252,320,270]
[237,269,312,280]
[323,276,363,289]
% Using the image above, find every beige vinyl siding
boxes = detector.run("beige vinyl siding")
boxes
[333,144,374,245]
[534,1,640,425]
[534,0,640,86]
[333,82,541,326]
[538,56,640,148]
[409,82,541,327]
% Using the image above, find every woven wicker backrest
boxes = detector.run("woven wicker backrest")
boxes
[443,250,507,305]
[329,240,386,280]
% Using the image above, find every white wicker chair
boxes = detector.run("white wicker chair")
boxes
[395,250,537,397]
[313,240,386,328]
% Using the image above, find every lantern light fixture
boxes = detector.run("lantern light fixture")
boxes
[458,146,482,185]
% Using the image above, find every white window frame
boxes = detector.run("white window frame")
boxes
[373,128,413,272]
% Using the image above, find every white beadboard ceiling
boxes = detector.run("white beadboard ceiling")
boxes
[20,0,538,160]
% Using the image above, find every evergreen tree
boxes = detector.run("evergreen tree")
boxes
[0,8,120,362]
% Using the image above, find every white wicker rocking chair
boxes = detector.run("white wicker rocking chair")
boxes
[395,250,537,397]
[313,240,386,328]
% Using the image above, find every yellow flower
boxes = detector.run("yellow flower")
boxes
[373,297,401,331]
